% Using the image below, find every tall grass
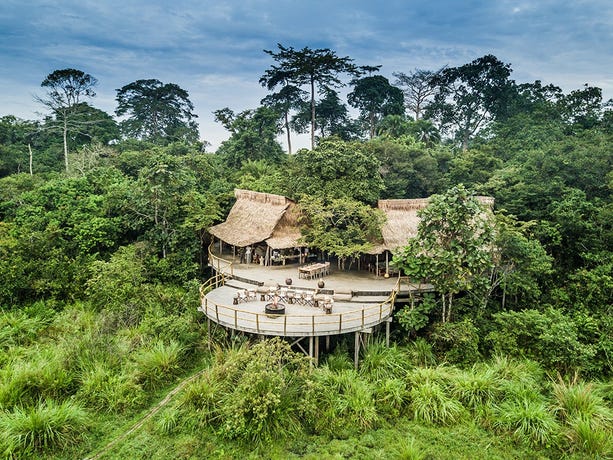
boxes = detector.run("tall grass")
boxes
[76,361,144,412]
[359,340,411,381]
[0,399,88,457]
[450,366,503,414]
[552,375,613,457]
[406,338,436,367]
[0,347,75,408]
[304,367,378,437]
[0,310,49,349]
[493,397,560,447]
[552,377,613,427]
[133,340,184,390]
[409,381,465,425]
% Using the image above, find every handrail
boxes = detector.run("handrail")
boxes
[208,241,234,277]
[198,274,402,337]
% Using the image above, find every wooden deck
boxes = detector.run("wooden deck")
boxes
[201,284,394,337]
[200,247,433,339]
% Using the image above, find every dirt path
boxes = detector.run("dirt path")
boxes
[84,368,208,460]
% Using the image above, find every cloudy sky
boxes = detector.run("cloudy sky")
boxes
[1,0,611,150]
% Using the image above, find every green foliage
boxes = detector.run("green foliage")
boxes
[291,137,384,204]
[493,397,560,447]
[115,79,199,144]
[393,185,496,322]
[430,319,482,366]
[0,399,88,457]
[77,362,144,412]
[181,338,311,445]
[359,340,411,381]
[396,294,437,336]
[299,195,384,267]
[304,367,379,437]
[409,381,465,426]
[133,340,184,390]
[215,106,285,167]
[486,308,597,374]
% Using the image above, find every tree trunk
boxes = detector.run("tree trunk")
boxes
[310,77,316,150]
[441,294,446,323]
[28,143,33,175]
[284,111,292,154]
[447,293,453,322]
[63,117,69,171]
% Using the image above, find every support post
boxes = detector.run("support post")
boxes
[314,336,319,366]
[207,318,211,351]
[385,318,391,347]
[354,332,360,370]
[309,336,314,366]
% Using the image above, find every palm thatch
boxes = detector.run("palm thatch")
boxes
[370,196,494,254]
[265,201,304,249]
[209,189,293,247]
[368,199,428,254]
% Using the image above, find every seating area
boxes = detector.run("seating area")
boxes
[233,288,257,304]
[233,285,333,313]
[298,261,330,279]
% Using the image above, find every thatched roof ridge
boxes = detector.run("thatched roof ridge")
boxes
[370,196,495,254]
[265,202,304,249]
[209,189,293,247]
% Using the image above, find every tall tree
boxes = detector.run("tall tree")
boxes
[425,55,514,150]
[292,87,359,141]
[261,44,363,149]
[115,79,199,144]
[260,83,307,154]
[348,75,405,139]
[393,185,495,322]
[36,68,98,171]
[214,106,285,167]
[393,69,442,120]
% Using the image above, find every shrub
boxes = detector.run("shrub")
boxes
[133,340,184,390]
[76,362,144,412]
[430,319,481,366]
[304,367,378,438]
[0,400,88,457]
[217,338,311,445]
[486,308,596,374]
[359,340,411,381]
[409,381,464,425]
[493,397,560,447]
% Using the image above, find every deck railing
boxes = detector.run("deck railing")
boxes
[208,241,234,277]
[199,277,401,337]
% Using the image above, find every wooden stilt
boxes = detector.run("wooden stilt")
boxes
[385,251,389,276]
[325,335,330,351]
[386,317,391,347]
[207,318,211,351]
[314,336,319,366]
[354,332,360,370]
[376,254,379,277]
[309,336,314,366]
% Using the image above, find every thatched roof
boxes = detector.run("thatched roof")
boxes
[368,199,428,254]
[369,196,494,254]
[209,189,293,247]
[265,202,304,249]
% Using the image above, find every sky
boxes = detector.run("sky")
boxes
[1,0,611,150]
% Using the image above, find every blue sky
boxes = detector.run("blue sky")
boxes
[1,0,611,149]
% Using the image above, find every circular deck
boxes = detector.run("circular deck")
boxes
[200,285,393,337]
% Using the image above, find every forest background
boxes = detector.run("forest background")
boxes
[0,48,611,459]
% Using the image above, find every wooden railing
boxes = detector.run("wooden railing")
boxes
[199,277,401,338]
[208,242,234,277]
